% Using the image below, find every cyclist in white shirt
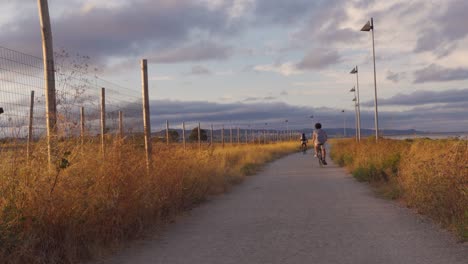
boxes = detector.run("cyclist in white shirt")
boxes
[311,123,328,165]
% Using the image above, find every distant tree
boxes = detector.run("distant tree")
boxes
[189,127,208,141]
[167,130,179,142]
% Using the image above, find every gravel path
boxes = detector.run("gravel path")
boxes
[95,152,467,264]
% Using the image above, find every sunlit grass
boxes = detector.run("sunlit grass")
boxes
[0,139,297,263]
[330,137,467,241]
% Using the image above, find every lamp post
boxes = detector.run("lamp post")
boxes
[361,17,379,142]
[350,67,361,141]
[350,87,358,142]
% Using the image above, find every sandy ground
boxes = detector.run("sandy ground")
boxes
[94,151,467,264]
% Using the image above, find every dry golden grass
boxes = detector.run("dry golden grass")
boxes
[330,137,467,241]
[0,139,297,264]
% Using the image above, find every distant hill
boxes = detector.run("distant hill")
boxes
[151,127,426,140]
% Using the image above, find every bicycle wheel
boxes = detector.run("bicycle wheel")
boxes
[317,148,323,167]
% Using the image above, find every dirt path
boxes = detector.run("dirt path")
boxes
[94,152,467,264]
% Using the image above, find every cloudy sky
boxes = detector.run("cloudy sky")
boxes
[1,0,468,132]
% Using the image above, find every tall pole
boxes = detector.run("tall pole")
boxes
[237,127,240,145]
[356,66,361,142]
[38,0,57,169]
[141,59,152,171]
[230,126,233,145]
[371,18,379,142]
[100,87,106,156]
[27,90,35,161]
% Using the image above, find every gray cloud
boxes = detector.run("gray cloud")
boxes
[414,0,468,56]
[280,90,288,96]
[361,88,468,107]
[413,64,468,83]
[190,65,212,75]
[254,0,317,25]
[150,42,233,64]
[386,71,406,83]
[0,0,240,62]
[296,50,341,70]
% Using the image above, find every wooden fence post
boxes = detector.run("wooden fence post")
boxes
[198,122,201,151]
[80,107,85,145]
[210,124,213,146]
[182,122,186,150]
[27,90,35,161]
[230,126,233,145]
[118,111,123,138]
[237,127,240,145]
[141,59,152,172]
[38,0,57,170]
[222,125,225,148]
[100,87,106,156]
[166,120,169,145]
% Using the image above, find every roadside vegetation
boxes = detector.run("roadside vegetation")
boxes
[0,140,297,264]
[330,137,467,241]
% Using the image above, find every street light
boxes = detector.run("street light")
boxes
[350,67,361,142]
[350,87,358,142]
[361,17,379,142]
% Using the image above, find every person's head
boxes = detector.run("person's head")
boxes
[302,133,305,137]
[315,123,322,129]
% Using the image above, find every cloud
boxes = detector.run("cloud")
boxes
[413,64,468,83]
[296,50,341,70]
[414,0,468,57]
[361,88,468,107]
[280,90,288,96]
[190,65,212,75]
[386,71,406,83]
[253,62,302,76]
[0,0,240,61]
[149,41,233,64]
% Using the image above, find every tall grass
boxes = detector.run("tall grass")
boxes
[330,138,467,241]
[0,140,297,263]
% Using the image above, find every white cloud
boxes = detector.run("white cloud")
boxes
[150,75,174,81]
[253,62,302,76]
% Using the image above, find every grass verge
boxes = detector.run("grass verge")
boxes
[330,137,467,242]
[0,140,297,263]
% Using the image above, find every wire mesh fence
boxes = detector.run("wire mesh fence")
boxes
[0,45,302,159]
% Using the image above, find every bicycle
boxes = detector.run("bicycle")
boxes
[316,144,325,167]
[300,142,307,153]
